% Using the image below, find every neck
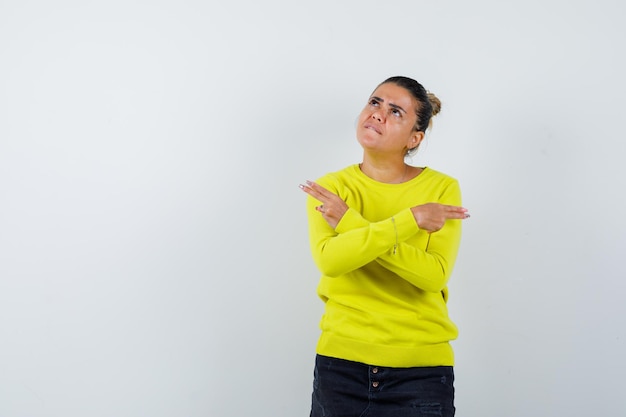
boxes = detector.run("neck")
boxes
[359,156,409,184]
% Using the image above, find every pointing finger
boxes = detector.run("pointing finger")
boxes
[300,181,335,203]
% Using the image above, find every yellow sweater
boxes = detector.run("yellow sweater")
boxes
[306,164,463,368]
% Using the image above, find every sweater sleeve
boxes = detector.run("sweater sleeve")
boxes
[306,187,419,278]
[375,180,463,292]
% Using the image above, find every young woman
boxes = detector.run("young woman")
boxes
[300,76,469,417]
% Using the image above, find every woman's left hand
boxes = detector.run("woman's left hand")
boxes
[299,181,348,229]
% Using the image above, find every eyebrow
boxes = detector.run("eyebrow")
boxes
[371,96,408,115]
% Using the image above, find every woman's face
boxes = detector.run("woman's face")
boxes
[356,83,424,157]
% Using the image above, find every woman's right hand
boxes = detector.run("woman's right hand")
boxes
[411,203,470,233]
[299,180,349,230]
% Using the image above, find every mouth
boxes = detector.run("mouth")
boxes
[363,123,382,134]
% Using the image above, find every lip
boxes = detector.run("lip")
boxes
[363,122,382,134]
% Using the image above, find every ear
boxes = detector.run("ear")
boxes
[408,131,425,150]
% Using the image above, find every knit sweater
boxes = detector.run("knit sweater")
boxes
[306,164,463,368]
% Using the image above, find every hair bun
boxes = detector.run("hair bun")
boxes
[427,92,441,116]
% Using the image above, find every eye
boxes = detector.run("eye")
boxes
[368,98,380,107]
[391,108,402,117]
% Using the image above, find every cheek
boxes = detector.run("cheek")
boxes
[357,107,373,122]
[356,110,374,130]
[356,112,366,125]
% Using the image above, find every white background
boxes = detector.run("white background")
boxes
[1,1,625,416]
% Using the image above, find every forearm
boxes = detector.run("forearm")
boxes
[308,205,418,277]
[375,220,461,292]
[373,179,464,291]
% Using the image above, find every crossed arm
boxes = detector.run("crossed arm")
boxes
[299,180,469,292]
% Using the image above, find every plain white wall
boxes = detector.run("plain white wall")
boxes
[1,1,625,416]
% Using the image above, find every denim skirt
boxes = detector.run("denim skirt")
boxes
[310,355,455,417]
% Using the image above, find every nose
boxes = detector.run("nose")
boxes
[371,110,383,122]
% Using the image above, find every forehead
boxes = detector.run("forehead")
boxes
[370,83,418,111]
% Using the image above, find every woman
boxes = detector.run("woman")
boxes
[299,76,469,417]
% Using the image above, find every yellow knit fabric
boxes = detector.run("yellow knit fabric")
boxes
[306,164,463,368]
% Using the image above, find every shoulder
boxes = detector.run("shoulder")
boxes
[316,164,360,190]
[419,168,463,204]
[422,167,458,183]
[417,168,462,200]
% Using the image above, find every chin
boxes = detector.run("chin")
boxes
[357,130,380,146]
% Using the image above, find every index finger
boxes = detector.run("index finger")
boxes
[300,181,336,203]
[443,205,470,219]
